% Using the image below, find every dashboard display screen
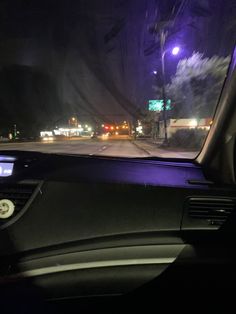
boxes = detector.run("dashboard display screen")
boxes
[0,163,14,177]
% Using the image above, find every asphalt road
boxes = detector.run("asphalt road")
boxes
[0,137,197,158]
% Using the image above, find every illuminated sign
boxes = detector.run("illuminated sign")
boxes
[148,99,171,111]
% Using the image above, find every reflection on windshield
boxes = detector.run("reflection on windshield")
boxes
[0,0,235,158]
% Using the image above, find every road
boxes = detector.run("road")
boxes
[0,136,197,158]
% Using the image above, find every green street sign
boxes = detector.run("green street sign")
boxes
[148,99,171,111]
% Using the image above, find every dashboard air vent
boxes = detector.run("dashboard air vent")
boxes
[0,183,40,228]
[182,197,235,230]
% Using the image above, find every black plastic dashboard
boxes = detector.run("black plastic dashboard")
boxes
[0,150,207,186]
[0,151,235,251]
[0,151,235,308]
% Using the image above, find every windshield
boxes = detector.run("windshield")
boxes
[0,0,235,158]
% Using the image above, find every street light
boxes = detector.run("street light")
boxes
[171,46,180,55]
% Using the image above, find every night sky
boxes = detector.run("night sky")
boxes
[0,0,235,136]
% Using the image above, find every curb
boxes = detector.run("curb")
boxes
[130,140,152,156]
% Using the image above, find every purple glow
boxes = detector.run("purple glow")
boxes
[0,156,16,161]
[153,70,157,75]
[172,46,180,55]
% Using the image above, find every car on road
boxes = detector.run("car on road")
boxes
[40,135,55,142]
[91,131,99,139]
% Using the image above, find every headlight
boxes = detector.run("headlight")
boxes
[42,137,54,141]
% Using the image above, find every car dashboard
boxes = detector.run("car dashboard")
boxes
[0,151,235,313]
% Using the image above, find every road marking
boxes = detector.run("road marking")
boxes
[98,145,108,152]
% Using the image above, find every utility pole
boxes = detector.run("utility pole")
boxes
[160,30,168,145]
[133,118,137,140]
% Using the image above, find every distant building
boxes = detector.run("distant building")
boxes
[159,118,212,138]
[40,124,93,139]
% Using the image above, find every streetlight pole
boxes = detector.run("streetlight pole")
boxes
[160,30,168,145]
[159,31,180,145]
